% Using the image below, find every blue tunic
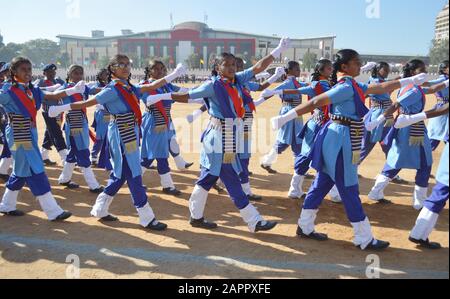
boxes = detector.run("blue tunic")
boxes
[90,82,109,140]
[95,80,143,179]
[427,75,449,141]
[274,77,308,145]
[311,77,369,187]
[188,69,255,176]
[385,85,433,170]
[297,80,332,157]
[240,81,260,160]
[0,84,45,177]
[59,83,92,151]
[436,140,449,186]
[365,77,393,143]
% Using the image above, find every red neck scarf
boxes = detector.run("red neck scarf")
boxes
[221,77,245,118]
[114,81,142,126]
[144,80,170,126]
[11,85,37,122]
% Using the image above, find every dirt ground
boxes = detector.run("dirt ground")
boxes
[0,84,448,279]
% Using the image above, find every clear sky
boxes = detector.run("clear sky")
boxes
[0,0,447,56]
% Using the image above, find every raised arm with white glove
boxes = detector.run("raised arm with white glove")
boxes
[365,114,386,132]
[394,113,427,129]
[164,64,187,83]
[64,80,86,96]
[361,62,377,72]
[261,89,283,98]
[42,83,62,92]
[271,109,298,130]
[48,104,72,118]
[267,67,286,84]
[270,38,291,59]
[146,93,172,106]
[399,73,428,87]
[255,72,271,81]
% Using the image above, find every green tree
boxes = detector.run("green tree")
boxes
[302,51,317,71]
[429,38,449,65]
[58,52,71,68]
[0,33,4,48]
[186,53,200,69]
[21,39,60,65]
[0,43,23,62]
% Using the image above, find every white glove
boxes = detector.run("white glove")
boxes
[65,80,85,96]
[361,62,377,72]
[261,89,283,98]
[255,72,271,81]
[271,109,298,130]
[394,112,427,129]
[267,67,286,84]
[444,79,449,88]
[271,37,291,58]
[49,104,72,118]
[44,84,62,92]
[253,97,266,107]
[164,63,187,83]
[146,93,172,106]
[187,98,205,105]
[187,109,204,124]
[365,115,386,132]
[87,82,97,89]
[400,73,428,87]
[96,104,105,111]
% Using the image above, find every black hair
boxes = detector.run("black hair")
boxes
[144,59,165,81]
[331,49,360,85]
[371,61,390,79]
[107,54,133,85]
[311,59,332,82]
[210,58,219,77]
[285,61,300,75]
[10,56,34,89]
[402,59,425,78]
[439,60,449,75]
[66,64,84,83]
[217,53,236,66]
[96,68,108,86]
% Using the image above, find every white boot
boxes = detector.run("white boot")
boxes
[298,209,318,235]
[90,193,114,218]
[241,182,252,196]
[351,217,374,250]
[328,185,342,203]
[261,148,278,167]
[81,167,101,190]
[173,155,188,170]
[0,145,3,155]
[58,162,76,184]
[413,185,428,210]
[58,149,68,163]
[240,203,264,233]
[40,147,50,161]
[288,174,305,199]
[189,185,209,220]
[410,207,439,241]
[0,157,13,175]
[368,174,391,201]
[160,172,175,189]
[137,202,156,227]
[0,189,19,213]
[37,192,64,220]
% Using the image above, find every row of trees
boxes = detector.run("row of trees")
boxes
[0,34,71,67]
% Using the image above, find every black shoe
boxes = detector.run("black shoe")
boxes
[52,211,72,222]
[142,185,148,190]
[43,159,57,166]
[392,177,409,185]
[89,186,104,194]
[260,164,277,174]
[296,226,328,241]
[163,187,182,196]
[60,181,80,189]
[361,239,390,250]
[255,221,277,232]
[0,174,10,182]
[213,183,226,194]
[376,198,392,204]
[409,237,441,250]
[248,194,263,201]
[358,174,363,179]
[100,215,119,222]
[148,165,157,170]
[184,162,194,169]
[1,210,25,217]
[146,219,167,231]
[248,171,254,176]
[190,217,218,229]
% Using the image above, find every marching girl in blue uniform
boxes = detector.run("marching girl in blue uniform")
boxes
[425,60,449,151]
[36,64,67,166]
[367,60,449,210]
[260,61,308,178]
[391,103,449,249]
[49,54,187,230]
[146,38,291,232]
[55,65,103,193]
[0,62,13,182]
[271,49,430,250]
[140,60,191,196]
[0,57,77,221]
[262,59,341,202]
[89,68,109,165]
